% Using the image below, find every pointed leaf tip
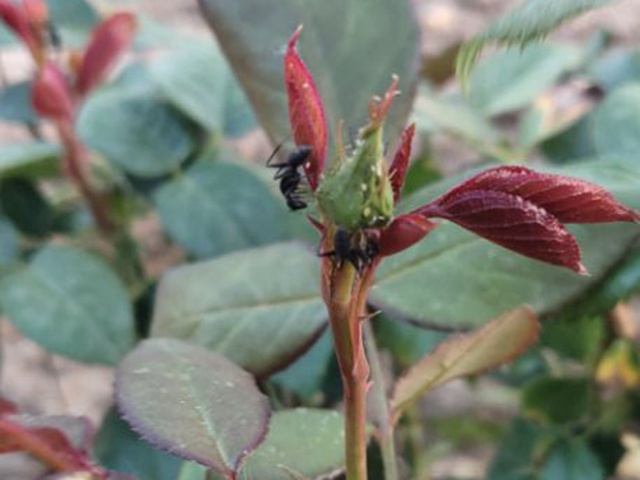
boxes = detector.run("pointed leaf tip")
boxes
[391,305,540,419]
[389,123,415,202]
[284,27,327,190]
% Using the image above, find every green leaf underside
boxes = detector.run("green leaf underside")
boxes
[78,88,195,177]
[95,408,182,480]
[391,306,539,417]
[0,143,60,180]
[0,245,135,364]
[154,161,287,259]
[456,0,615,84]
[116,338,271,475]
[151,43,255,136]
[151,243,326,376]
[372,160,640,329]
[240,409,345,480]
[198,0,420,149]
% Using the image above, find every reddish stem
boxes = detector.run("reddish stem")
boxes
[0,417,78,473]
[324,254,380,480]
[56,120,115,234]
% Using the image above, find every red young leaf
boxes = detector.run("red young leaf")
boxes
[379,213,437,257]
[444,166,640,224]
[75,12,137,96]
[0,0,38,52]
[389,123,415,202]
[31,62,74,121]
[418,189,586,274]
[284,26,327,190]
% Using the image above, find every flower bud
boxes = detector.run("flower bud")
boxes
[75,12,137,96]
[32,62,74,121]
[316,77,399,231]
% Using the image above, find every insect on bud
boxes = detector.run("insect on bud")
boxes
[316,77,399,231]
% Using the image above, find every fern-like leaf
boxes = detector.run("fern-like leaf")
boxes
[456,0,615,86]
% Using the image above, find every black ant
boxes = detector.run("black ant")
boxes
[266,145,311,211]
[322,228,379,273]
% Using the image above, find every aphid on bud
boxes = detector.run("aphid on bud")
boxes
[321,228,379,273]
[266,145,311,211]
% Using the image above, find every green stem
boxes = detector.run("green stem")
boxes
[325,262,368,480]
[364,321,399,480]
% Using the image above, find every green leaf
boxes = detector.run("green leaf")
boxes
[151,242,326,377]
[78,88,196,177]
[557,243,640,322]
[0,81,38,124]
[522,377,591,424]
[95,408,182,480]
[177,462,209,480]
[0,220,19,268]
[0,178,56,238]
[593,83,640,158]
[116,338,271,476]
[151,43,256,137]
[373,314,447,369]
[0,143,60,180]
[456,0,614,84]
[47,0,99,47]
[587,49,640,93]
[0,245,135,364]
[487,417,545,480]
[540,440,604,480]
[272,329,332,400]
[412,87,502,146]
[541,316,604,361]
[539,113,597,163]
[154,160,287,259]
[391,306,539,418]
[199,0,420,147]
[239,409,345,480]
[468,44,581,116]
[371,160,640,329]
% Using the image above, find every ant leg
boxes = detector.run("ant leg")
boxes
[266,143,284,167]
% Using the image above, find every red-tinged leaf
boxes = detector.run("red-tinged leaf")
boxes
[443,166,640,224]
[391,306,540,420]
[418,189,586,274]
[31,62,74,121]
[0,397,18,416]
[379,213,437,257]
[284,26,327,190]
[75,12,137,96]
[389,123,415,202]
